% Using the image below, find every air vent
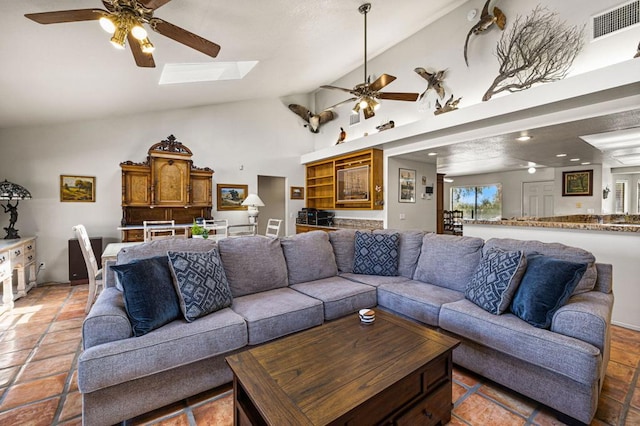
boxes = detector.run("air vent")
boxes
[592,0,640,40]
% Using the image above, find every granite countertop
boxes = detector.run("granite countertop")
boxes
[463,217,640,233]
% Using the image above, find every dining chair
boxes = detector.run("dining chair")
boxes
[227,223,257,237]
[204,219,228,242]
[265,219,282,238]
[143,220,175,242]
[72,224,103,313]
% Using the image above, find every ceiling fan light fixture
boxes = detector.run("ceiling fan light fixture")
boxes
[352,102,361,114]
[99,16,115,34]
[141,37,155,53]
[110,27,127,49]
[131,24,147,41]
[359,99,369,109]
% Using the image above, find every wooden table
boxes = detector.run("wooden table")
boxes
[226,310,459,426]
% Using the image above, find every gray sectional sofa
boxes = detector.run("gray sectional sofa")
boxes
[78,230,613,425]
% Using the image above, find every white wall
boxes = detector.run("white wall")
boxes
[0,98,313,283]
[386,157,437,231]
[553,165,604,215]
[464,223,640,330]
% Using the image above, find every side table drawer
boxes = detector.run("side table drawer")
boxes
[0,251,10,280]
[24,241,36,264]
[394,381,452,426]
[10,246,24,267]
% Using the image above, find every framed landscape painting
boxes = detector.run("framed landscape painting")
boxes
[562,170,593,196]
[290,186,304,200]
[217,184,248,210]
[60,175,95,202]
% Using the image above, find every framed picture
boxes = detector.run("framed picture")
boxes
[399,168,416,203]
[337,165,370,202]
[217,184,248,210]
[290,186,304,200]
[60,175,95,202]
[562,170,593,196]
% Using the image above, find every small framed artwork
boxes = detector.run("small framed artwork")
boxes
[60,175,95,202]
[290,186,304,200]
[217,184,248,210]
[399,168,416,203]
[337,165,370,202]
[562,170,593,196]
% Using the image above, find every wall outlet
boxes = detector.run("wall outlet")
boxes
[39,262,46,270]
[399,213,406,220]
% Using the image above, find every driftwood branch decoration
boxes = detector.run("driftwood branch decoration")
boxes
[482,6,584,102]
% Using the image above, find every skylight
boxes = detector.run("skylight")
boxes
[159,61,258,85]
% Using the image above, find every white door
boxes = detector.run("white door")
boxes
[522,181,554,217]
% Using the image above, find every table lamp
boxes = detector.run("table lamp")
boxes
[1,179,32,239]
[241,193,265,224]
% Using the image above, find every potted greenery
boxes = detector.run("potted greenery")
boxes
[191,220,209,239]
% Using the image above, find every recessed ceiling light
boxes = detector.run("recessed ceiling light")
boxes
[516,135,531,142]
[427,152,437,156]
[556,153,567,157]
[528,167,536,174]
[581,162,591,165]
[443,177,454,183]
[570,158,580,161]
[159,61,258,85]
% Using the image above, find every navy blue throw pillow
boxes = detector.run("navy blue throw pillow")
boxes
[353,231,399,276]
[510,253,587,329]
[111,256,181,337]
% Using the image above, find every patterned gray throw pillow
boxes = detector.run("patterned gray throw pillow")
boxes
[167,249,233,322]
[465,248,527,315]
[353,231,400,276]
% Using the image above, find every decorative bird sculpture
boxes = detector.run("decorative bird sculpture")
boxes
[463,0,507,66]
[414,67,447,100]
[434,95,462,115]
[288,104,335,133]
[635,41,640,58]
[336,127,347,144]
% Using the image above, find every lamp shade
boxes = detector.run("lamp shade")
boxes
[241,193,265,207]
[0,180,32,200]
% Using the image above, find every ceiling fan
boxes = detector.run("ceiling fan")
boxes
[24,0,221,68]
[321,3,419,120]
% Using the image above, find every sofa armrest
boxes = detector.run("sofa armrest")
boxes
[551,290,613,353]
[594,263,613,294]
[82,287,132,350]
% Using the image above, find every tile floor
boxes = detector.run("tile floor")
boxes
[0,283,639,425]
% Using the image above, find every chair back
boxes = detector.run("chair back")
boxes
[143,220,176,242]
[72,224,103,312]
[204,219,228,241]
[265,219,282,238]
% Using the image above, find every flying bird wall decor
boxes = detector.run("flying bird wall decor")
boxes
[288,104,335,133]
[434,95,461,115]
[414,67,447,100]
[463,0,507,66]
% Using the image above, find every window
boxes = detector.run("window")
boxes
[451,184,502,220]
[615,180,627,213]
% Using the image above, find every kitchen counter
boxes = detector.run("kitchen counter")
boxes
[464,214,640,233]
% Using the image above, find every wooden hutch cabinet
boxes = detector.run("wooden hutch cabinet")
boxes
[305,148,383,210]
[120,135,214,242]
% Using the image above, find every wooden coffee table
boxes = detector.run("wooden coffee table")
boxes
[226,310,459,425]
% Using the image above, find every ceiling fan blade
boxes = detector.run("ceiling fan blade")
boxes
[378,92,419,102]
[326,97,358,110]
[320,85,356,95]
[25,9,107,24]
[127,33,155,68]
[138,0,173,10]
[369,74,396,92]
[150,18,220,58]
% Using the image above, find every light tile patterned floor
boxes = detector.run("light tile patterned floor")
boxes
[0,283,639,425]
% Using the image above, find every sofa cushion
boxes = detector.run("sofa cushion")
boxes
[510,254,587,329]
[82,287,132,350]
[111,256,181,337]
[78,307,247,393]
[413,234,484,292]
[483,238,597,295]
[439,299,601,386]
[167,249,233,322]
[115,238,218,290]
[291,276,377,320]
[340,272,410,287]
[280,231,338,285]
[328,229,360,273]
[353,231,400,276]
[373,230,424,279]
[465,248,527,315]
[377,280,464,326]
[218,236,288,297]
[230,287,324,345]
